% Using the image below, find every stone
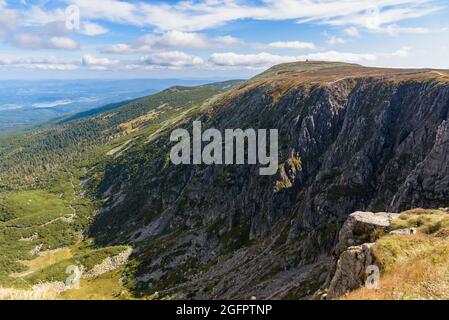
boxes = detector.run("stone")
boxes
[389,228,417,235]
[326,243,374,299]
[335,211,399,255]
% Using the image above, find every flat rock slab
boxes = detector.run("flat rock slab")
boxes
[350,211,400,227]
[335,211,399,255]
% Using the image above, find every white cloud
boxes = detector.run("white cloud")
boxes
[102,43,133,54]
[0,4,80,51]
[344,27,360,37]
[0,4,18,36]
[11,34,79,50]
[215,35,243,46]
[139,1,251,32]
[142,51,204,68]
[327,36,346,45]
[48,37,79,50]
[303,51,377,62]
[34,0,436,35]
[136,31,243,50]
[0,57,13,65]
[323,4,440,31]
[0,55,80,70]
[384,24,429,36]
[102,31,242,54]
[210,52,290,67]
[11,34,41,49]
[82,54,120,67]
[137,0,441,32]
[210,51,377,68]
[70,0,144,25]
[391,46,412,57]
[24,63,78,71]
[22,6,66,26]
[10,5,107,37]
[144,30,210,49]
[80,22,109,36]
[267,41,316,50]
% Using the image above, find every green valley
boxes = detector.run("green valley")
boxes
[0,81,241,299]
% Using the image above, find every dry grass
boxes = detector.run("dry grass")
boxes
[391,209,449,235]
[119,110,159,134]
[2,244,134,300]
[0,282,65,300]
[106,139,134,156]
[60,268,130,300]
[11,247,74,278]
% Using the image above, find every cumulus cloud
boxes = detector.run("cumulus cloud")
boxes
[11,34,79,50]
[138,0,441,32]
[384,24,429,36]
[0,4,80,51]
[210,51,377,68]
[344,27,360,37]
[0,0,443,59]
[80,22,109,36]
[101,43,133,54]
[6,51,205,72]
[142,51,204,68]
[391,46,412,57]
[37,0,437,35]
[21,6,67,26]
[19,5,108,37]
[81,51,205,70]
[215,35,243,46]
[82,54,120,67]
[0,55,80,70]
[210,52,294,67]
[327,36,346,45]
[102,31,242,54]
[320,3,439,31]
[304,51,377,62]
[139,31,210,49]
[48,37,79,50]
[267,41,316,50]
[0,57,13,65]
[0,4,18,36]
[70,0,144,25]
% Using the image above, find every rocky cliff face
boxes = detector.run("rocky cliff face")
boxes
[89,62,449,299]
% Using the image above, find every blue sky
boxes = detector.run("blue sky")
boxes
[0,0,448,79]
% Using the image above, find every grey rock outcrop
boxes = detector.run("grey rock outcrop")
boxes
[84,248,133,278]
[321,211,398,299]
[335,211,399,255]
[326,243,374,299]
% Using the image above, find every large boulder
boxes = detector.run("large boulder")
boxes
[326,243,374,299]
[335,211,399,255]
